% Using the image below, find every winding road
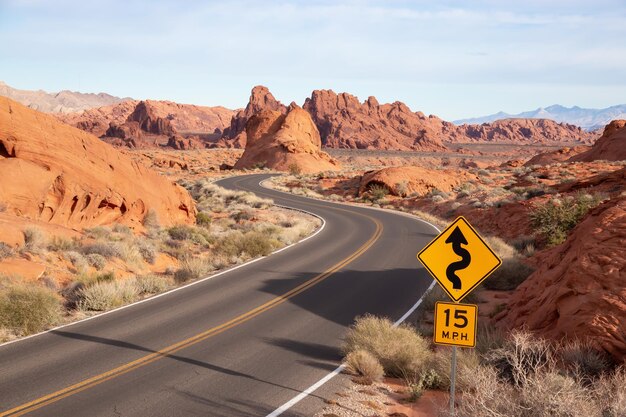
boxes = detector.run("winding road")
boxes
[0,174,438,417]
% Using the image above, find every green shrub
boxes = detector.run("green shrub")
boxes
[167,225,195,241]
[77,279,138,311]
[531,192,604,246]
[196,212,212,228]
[0,285,61,335]
[342,315,433,377]
[368,184,389,201]
[344,349,384,385]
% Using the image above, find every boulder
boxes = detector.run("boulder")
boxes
[359,166,478,196]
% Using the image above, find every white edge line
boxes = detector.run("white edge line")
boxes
[0,181,327,349]
[261,176,440,417]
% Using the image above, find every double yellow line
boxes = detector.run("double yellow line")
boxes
[1,201,382,416]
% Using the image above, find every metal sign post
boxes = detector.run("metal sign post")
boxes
[450,346,457,415]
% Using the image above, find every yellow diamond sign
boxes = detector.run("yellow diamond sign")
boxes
[417,216,501,302]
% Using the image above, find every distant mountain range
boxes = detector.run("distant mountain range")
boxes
[0,81,130,114]
[454,104,626,131]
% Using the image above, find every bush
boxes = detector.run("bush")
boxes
[64,251,89,272]
[531,192,604,246]
[214,231,279,259]
[112,223,131,234]
[344,349,384,384]
[560,340,612,380]
[142,209,160,229]
[368,184,389,201]
[432,348,481,391]
[483,257,535,290]
[342,315,433,377]
[77,279,138,311]
[136,239,157,264]
[0,242,14,260]
[135,274,170,295]
[47,236,77,251]
[85,253,107,270]
[0,285,61,335]
[196,212,212,228]
[23,227,46,251]
[595,367,626,417]
[288,163,302,175]
[167,225,195,241]
[84,226,111,240]
[81,242,122,259]
[174,257,213,284]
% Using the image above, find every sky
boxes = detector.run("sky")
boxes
[1,0,625,120]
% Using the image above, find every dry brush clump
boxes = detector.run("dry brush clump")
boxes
[0,284,61,336]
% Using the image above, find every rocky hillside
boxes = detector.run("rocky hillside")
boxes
[58,99,234,139]
[0,97,195,232]
[569,120,626,162]
[218,86,595,151]
[234,104,339,173]
[0,80,128,114]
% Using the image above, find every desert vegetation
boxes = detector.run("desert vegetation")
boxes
[341,314,625,416]
[0,179,320,342]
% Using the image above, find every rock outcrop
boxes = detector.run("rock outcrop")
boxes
[500,196,626,359]
[219,86,287,148]
[0,97,195,229]
[303,89,450,151]
[234,105,339,173]
[569,120,626,162]
[358,166,478,196]
[453,118,595,144]
[523,146,589,166]
[58,99,234,142]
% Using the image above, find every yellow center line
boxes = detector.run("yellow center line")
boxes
[1,179,383,417]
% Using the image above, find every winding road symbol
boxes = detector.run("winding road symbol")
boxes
[417,216,502,302]
[445,226,471,290]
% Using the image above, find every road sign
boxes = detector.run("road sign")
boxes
[434,301,478,348]
[417,216,501,302]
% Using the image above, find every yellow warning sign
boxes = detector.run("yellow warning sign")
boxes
[417,216,501,302]
[434,301,477,348]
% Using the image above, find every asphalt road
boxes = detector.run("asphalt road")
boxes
[0,173,438,417]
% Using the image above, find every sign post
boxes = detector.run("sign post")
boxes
[417,216,501,415]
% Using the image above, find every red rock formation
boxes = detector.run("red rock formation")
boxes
[234,105,339,173]
[303,90,450,151]
[499,196,626,359]
[358,166,478,196]
[569,120,626,162]
[524,146,589,166]
[453,118,595,143]
[0,97,195,229]
[219,86,287,148]
[57,99,234,140]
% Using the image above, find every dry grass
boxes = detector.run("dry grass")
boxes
[77,279,138,311]
[342,315,433,377]
[0,285,61,335]
[174,257,213,283]
[344,349,384,384]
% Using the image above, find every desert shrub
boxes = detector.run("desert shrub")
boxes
[486,330,554,386]
[214,231,278,259]
[48,236,78,251]
[112,223,132,235]
[395,181,409,198]
[77,271,116,288]
[84,226,111,240]
[81,242,122,259]
[432,194,445,203]
[595,367,626,417]
[167,225,195,241]
[476,323,506,355]
[174,257,213,284]
[64,251,89,272]
[344,349,384,384]
[230,208,254,222]
[23,227,47,251]
[135,274,170,295]
[0,242,14,260]
[142,209,160,229]
[342,315,433,377]
[560,340,612,380]
[456,364,522,417]
[288,163,302,175]
[368,184,389,201]
[483,257,535,290]
[196,211,212,228]
[136,239,157,264]
[432,348,481,391]
[85,253,107,270]
[0,285,61,335]
[531,192,604,246]
[77,279,138,311]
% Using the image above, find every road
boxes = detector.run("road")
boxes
[0,173,438,417]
